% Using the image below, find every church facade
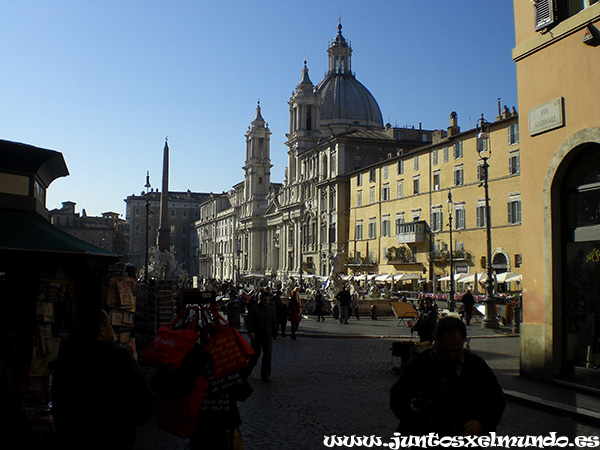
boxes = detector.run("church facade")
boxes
[194,23,433,282]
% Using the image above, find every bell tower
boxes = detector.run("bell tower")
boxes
[286,60,322,184]
[243,102,272,215]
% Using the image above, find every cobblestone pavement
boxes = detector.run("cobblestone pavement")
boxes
[134,318,600,450]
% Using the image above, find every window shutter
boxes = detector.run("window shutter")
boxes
[477,207,481,227]
[508,202,513,224]
[534,0,555,31]
[509,157,514,175]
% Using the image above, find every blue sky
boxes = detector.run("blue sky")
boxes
[0,1,517,217]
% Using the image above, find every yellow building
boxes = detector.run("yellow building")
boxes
[513,1,600,383]
[348,111,522,296]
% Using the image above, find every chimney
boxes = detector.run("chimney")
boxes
[447,111,460,137]
[497,98,502,121]
[502,105,510,119]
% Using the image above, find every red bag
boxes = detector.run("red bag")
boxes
[156,374,209,438]
[201,306,254,380]
[141,307,200,371]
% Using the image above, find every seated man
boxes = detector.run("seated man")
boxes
[390,316,504,437]
[411,297,437,343]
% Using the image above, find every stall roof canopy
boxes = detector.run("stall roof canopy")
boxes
[0,139,69,187]
[0,209,117,256]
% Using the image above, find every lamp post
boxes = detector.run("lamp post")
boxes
[447,190,455,312]
[144,171,151,283]
[219,254,225,281]
[476,114,499,329]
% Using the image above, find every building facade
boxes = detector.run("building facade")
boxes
[348,110,522,294]
[513,0,600,383]
[50,201,127,254]
[125,190,210,274]
[194,24,436,282]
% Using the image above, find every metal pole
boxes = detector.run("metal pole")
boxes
[482,158,499,329]
[448,197,455,312]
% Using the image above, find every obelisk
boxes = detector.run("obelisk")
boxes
[157,138,170,252]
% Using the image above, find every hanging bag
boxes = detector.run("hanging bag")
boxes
[141,307,200,371]
[156,374,209,438]
[200,305,254,380]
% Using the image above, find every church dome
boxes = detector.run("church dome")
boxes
[315,23,383,129]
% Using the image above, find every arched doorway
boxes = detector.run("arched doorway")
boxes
[492,252,508,274]
[561,143,600,382]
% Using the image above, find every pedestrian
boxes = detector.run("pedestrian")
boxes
[52,304,156,450]
[351,291,360,320]
[288,287,302,340]
[245,290,278,382]
[314,290,326,322]
[272,290,289,338]
[390,316,505,437]
[335,286,352,324]
[461,289,475,326]
[411,297,437,343]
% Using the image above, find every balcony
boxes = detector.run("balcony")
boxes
[386,245,416,264]
[346,256,377,269]
[396,220,427,244]
[429,248,472,263]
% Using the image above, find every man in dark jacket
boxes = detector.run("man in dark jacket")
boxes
[52,304,156,450]
[461,289,476,326]
[245,290,278,382]
[390,317,504,437]
[335,286,352,324]
[411,297,438,343]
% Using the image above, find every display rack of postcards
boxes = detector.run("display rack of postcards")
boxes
[106,264,139,359]
[22,277,73,446]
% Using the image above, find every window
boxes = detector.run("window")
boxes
[433,172,440,191]
[431,208,443,232]
[356,191,362,207]
[453,141,463,159]
[395,213,405,234]
[477,138,488,154]
[356,222,363,240]
[382,184,390,201]
[477,161,485,182]
[171,209,176,218]
[369,187,375,204]
[432,149,439,166]
[383,166,389,179]
[413,177,420,195]
[414,155,419,171]
[357,173,363,186]
[455,206,466,229]
[509,151,521,175]
[476,203,487,228]
[397,159,404,175]
[397,181,403,198]
[368,220,377,239]
[508,195,522,224]
[508,123,519,145]
[382,216,391,237]
[535,0,599,31]
[412,209,421,221]
[443,147,449,163]
[454,165,464,186]
[135,207,140,217]
[369,168,376,183]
